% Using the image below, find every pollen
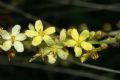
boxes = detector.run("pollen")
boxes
[11,35,16,43]
[38,31,45,37]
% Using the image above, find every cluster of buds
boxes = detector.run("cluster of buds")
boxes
[0,20,119,64]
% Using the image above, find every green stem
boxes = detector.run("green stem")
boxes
[89,37,117,44]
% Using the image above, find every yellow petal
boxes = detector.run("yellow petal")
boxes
[80,57,87,63]
[71,29,79,41]
[1,30,10,40]
[44,27,55,35]
[80,56,88,63]
[79,30,89,41]
[25,30,38,37]
[74,46,82,57]
[60,29,66,41]
[12,25,21,35]
[65,40,76,47]
[47,53,56,64]
[14,41,24,52]
[28,24,35,31]
[32,36,42,46]
[81,41,93,50]
[35,20,43,31]
[1,40,12,51]
[80,53,90,63]
[43,48,51,55]
[16,33,26,41]
[43,35,54,46]
[57,49,68,60]
[67,28,72,36]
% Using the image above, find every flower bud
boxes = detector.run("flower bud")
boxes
[95,30,106,39]
[91,53,99,60]
[100,43,108,50]
[116,32,120,42]
[79,23,88,32]
[80,53,90,63]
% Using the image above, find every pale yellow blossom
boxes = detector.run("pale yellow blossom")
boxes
[65,29,93,57]
[42,32,69,64]
[0,25,26,52]
[25,20,55,46]
[45,45,69,64]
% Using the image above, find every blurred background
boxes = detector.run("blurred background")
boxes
[0,0,120,80]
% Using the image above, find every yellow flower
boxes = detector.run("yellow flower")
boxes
[65,29,93,57]
[25,20,55,46]
[29,28,68,64]
[0,25,26,52]
[46,45,69,64]
[42,36,69,64]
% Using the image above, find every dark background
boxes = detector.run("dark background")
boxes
[0,0,120,80]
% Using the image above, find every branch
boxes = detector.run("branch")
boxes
[0,1,51,26]
[70,59,120,74]
[0,56,114,80]
[50,0,120,12]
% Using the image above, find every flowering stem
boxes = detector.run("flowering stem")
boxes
[89,37,116,44]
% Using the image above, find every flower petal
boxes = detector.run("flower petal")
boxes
[25,30,38,37]
[81,41,93,50]
[1,40,12,51]
[12,25,21,35]
[65,40,76,47]
[14,41,24,52]
[43,47,51,55]
[44,27,55,35]
[1,30,10,40]
[32,36,42,46]
[71,29,79,41]
[67,28,72,36]
[47,53,56,64]
[16,33,26,41]
[60,29,66,41]
[74,46,82,57]
[35,20,43,31]
[43,35,54,46]
[79,30,89,41]
[57,49,68,60]
[28,24,35,31]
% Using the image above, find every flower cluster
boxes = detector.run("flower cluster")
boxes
[0,19,118,64]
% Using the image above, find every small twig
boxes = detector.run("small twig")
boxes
[0,1,51,26]
[0,62,114,80]
[70,59,120,74]
[50,0,120,12]
[0,56,115,80]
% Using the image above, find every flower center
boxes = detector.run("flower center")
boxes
[38,31,45,37]
[76,41,82,47]
[51,45,58,54]
[11,35,16,43]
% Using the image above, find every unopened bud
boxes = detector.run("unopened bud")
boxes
[95,30,106,39]
[100,43,108,50]
[80,53,90,63]
[79,23,88,32]
[116,32,120,42]
[91,53,99,60]
[67,28,73,36]
[90,31,95,39]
